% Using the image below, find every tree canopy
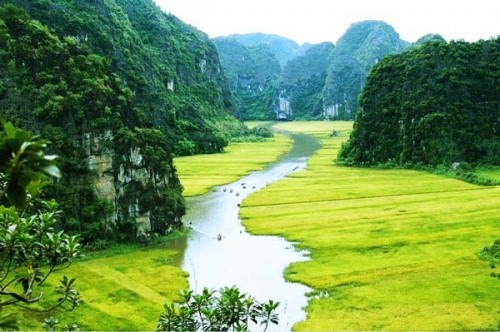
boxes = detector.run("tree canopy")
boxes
[0,1,245,242]
[0,122,81,330]
[339,38,500,167]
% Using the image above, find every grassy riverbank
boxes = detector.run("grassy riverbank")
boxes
[174,130,292,196]
[241,121,500,330]
[10,128,293,330]
[14,242,188,330]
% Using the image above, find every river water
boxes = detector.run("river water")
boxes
[179,132,321,330]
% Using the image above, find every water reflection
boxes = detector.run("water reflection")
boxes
[180,133,320,331]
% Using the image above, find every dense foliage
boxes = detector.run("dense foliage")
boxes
[0,0,243,153]
[157,287,279,332]
[0,123,81,330]
[226,33,301,66]
[323,20,409,119]
[339,38,500,167]
[214,37,281,120]
[479,239,500,280]
[216,22,409,121]
[0,0,243,242]
[278,42,334,120]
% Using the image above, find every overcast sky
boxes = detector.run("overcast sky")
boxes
[153,0,499,45]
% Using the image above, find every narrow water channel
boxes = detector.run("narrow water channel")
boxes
[180,132,321,330]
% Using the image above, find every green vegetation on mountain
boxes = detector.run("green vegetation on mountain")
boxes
[214,37,281,120]
[1,0,242,152]
[339,38,500,168]
[278,42,334,120]
[414,33,446,45]
[323,20,409,119]
[214,35,333,121]
[227,33,300,66]
[216,22,410,121]
[0,0,244,242]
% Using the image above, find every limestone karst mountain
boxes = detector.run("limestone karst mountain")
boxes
[214,21,410,121]
[0,0,243,241]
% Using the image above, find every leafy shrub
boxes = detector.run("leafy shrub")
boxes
[157,287,279,331]
[479,239,500,280]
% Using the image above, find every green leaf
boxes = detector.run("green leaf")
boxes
[2,121,16,137]
[6,181,27,209]
[40,164,61,178]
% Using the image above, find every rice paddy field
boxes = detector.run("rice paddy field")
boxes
[174,131,292,196]
[10,128,293,330]
[241,121,500,330]
[14,244,188,330]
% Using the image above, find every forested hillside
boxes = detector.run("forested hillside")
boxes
[215,21,410,121]
[339,38,500,167]
[213,36,281,120]
[0,0,243,242]
[277,42,334,120]
[226,32,302,66]
[214,35,331,120]
[323,20,409,119]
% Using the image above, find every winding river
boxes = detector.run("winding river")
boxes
[179,132,320,330]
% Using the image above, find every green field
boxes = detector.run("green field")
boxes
[241,121,500,330]
[174,132,292,196]
[13,243,188,330]
[476,166,500,182]
[10,131,293,330]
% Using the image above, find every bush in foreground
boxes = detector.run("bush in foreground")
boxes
[157,287,279,331]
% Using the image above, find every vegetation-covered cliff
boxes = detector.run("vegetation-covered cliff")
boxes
[323,20,409,119]
[0,0,243,242]
[225,32,301,66]
[215,21,410,121]
[277,42,334,120]
[214,34,329,120]
[339,38,500,167]
[213,36,281,120]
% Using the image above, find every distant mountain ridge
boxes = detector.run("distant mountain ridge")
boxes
[225,33,303,66]
[214,20,412,120]
[323,20,410,119]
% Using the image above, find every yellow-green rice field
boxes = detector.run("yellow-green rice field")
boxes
[10,128,294,330]
[13,244,188,330]
[174,130,292,196]
[241,121,500,330]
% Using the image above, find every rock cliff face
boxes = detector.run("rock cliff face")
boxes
[215,23,411,121]
[84,131,172,238]
[278,42,334,120]
[322,20,409,119]
[213,37,281,120]
[275,89,292,120]
[0,0,238,241]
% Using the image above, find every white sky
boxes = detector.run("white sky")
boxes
[153,0,500,45]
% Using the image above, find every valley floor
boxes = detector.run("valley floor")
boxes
[241,121,500,330]
[11,129,293,330]
[12,122,498,330]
